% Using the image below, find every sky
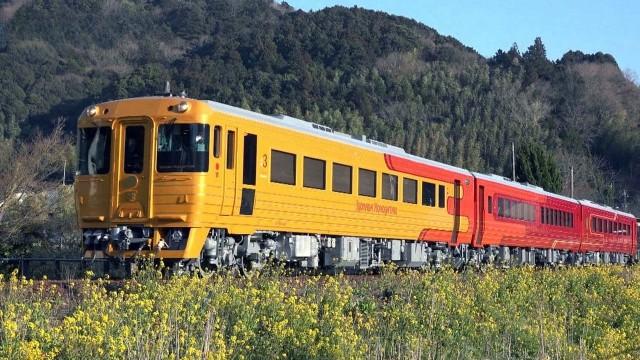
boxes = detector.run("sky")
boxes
[286,0,640,77]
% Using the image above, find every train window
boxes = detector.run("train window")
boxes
[527,204,534,222]
[597,218,603,233]
[540,207,545,224]
[332,163,352,193]
[271,150,296,185]
[382,173,398,201]
[607,221,612,234]
[243,134,257,185]
[438,185,445,208]
[487,196,493,214]
[78,127,111,175]
[422,182,436,207]
[303,157,326,190]
[403,178,417,204]
[157,124,210,172]
[591,217,596,232]
[518,203,525,220]
[570,214,573,227]
[358,168,376,197]
[498,198,504,217]
[124,126,144,174]
[226,130,235,169]
[213,126,221,158]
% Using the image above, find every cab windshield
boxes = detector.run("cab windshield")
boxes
[77,127,111,175]
[157,123,209,172]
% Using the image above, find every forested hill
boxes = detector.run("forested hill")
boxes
[1,0,639,213]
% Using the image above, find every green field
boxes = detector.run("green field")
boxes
[1,265,639,359]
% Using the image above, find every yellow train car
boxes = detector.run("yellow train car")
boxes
[76,96,475,271]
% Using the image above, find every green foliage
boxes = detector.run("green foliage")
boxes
[0,0,638,212]
[516,141,563,193]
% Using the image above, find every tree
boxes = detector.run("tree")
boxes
[0,121,76,256]
[515,141,563,193]
[522,37,554,84]
[0,22,7,51]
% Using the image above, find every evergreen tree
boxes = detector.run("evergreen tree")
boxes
[515,141,563,193]
[522,37,554,84]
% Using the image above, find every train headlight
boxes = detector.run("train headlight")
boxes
[85,105,98,117]
[175,101,189,113]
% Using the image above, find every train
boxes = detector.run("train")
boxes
[75,95,638,272]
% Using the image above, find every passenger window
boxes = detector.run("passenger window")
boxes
[124,126,144,174]
[498,198,505,217]
[358,168,376,197]
[303,157,326,189]
[438,185,445,208]
[422,182,435,207]
[403,178,417,204]
[242,134,257,185]
[487,196,493,214]
[226,131,235,169]
[332,163,352,193]
[382,173,398,201]
[517,203,524,220]
[271,150,296,185]
[213,126,221,158]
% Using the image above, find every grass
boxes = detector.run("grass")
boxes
[1,265,640,359]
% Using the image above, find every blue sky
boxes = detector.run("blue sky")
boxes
[287,0,640,77]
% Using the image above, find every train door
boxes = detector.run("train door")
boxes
[239,133,257,215]
[221,128,237,215]
[451,180,461,244]
[476,185,485,246]
[114,118,151,221]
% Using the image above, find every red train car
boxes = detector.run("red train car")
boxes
[467,172,636,266]
[579,201,636,263]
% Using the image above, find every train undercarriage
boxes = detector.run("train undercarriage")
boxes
[83,226,634,274]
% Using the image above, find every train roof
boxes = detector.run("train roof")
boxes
[472,173,635,218]
[206,100,472,177]
[472,172,580,205]
[578,200,636,218]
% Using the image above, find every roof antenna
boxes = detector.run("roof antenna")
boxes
[164,81,172,97]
